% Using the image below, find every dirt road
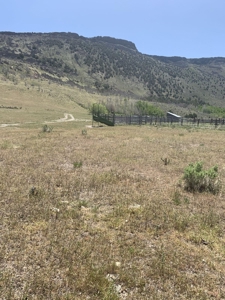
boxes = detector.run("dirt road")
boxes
[0,113,91,128]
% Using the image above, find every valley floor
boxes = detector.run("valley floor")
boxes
[1,124,225,299]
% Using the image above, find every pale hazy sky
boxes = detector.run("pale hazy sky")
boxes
[1,0,225,58]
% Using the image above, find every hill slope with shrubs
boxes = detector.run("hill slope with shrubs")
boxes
[1,31,225,114]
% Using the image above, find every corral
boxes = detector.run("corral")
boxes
[93,112,225,127]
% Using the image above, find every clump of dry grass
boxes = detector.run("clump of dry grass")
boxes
[1,124,225,299]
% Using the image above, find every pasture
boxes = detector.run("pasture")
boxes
[1,122,225,299]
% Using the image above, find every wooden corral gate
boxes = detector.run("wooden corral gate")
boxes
[93,113,115,126]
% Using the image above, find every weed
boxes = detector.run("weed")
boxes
[82,129,87,135]
[184,197,190,204]
[92,204,101,213]
[183,161,220,193]
[29,186,39,197]
[42,124,52,133]
[151,244,169,278]
[161,157,170,165]
[172,189,181,205]
[73,161,83,168]
[1,140,12,149]
[173,213,189,232]
[85,267,119,299]
[201,210,220,228]
[78,200,88,209]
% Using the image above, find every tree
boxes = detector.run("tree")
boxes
[89,103,108,115]
[135,101,164,116]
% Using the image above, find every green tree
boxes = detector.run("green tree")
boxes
[136,101,164,116]
[89,103,108,115]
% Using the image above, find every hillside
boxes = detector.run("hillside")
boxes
[1,33,225,299]
[1,31,225,118]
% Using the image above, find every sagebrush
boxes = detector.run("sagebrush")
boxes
[183,161,220,193]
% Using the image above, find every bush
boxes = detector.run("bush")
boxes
[82,129,87,136]
[89,103,108,115]
[183,161,220,194]
[73,161,83,169]
[136,100,164,116]
[42,124,52,133]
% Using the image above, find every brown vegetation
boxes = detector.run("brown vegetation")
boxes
[1,123,225,299]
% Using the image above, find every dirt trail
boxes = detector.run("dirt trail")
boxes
[0,113,91,128]
[0,123,20,128]
[45,113,75,123]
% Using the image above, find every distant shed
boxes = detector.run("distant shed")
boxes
[167,112,181,122]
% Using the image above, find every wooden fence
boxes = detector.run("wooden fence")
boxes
[93,113,225,127]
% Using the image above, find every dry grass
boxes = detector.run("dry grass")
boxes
[1,123,225,299]
[0,77,103,125]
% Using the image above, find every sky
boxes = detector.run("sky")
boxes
[1,0,225,58]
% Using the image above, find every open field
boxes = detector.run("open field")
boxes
[1,122,225,299]
[0,78,96,126]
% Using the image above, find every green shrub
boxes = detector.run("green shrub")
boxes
[42,124,52,133]
[172,189,181,205]
[82,129,87,136]
[183,161,220,194]
[136,100,164,116]
[89,103,108,115]
[73,161,83,169]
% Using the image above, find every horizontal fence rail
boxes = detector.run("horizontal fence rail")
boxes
[93,113,225,127]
